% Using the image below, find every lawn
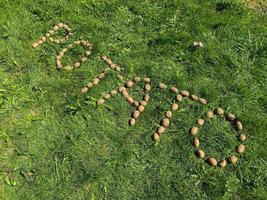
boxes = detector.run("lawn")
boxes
[0,0,266,199]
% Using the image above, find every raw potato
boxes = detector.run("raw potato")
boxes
[134,77,141,82]
[191,127,198,135]
[85,51,91,56]
[93,78,100,85]
[236,121,243,131]
[144,94,150,102]
[58,23,64,28]
[230,155,238,164]
[53,25,59,31]
[144,77,151,82]
[98,73,105,79]
[127,97,134,104]
[206,111,214,119]
[176,94,183,102]
[157,126,166,134]
[140,101,147,107]
[239,134,246,142]
[171,103,179,111]
[197,149,205,158]
[81,87,88,93]
[153,133,160,141]
[193,138,200,148]
[190,95,198,101]
[87,82,93,88]
[226,113,235,121]
[162,118,170,127]
[104,93,111,99]
[64,66,72,71]
[111,90,118,96]
[236,144,245,153]
[115,66,121,71]
[74,62,81,68]
[110,63,117,69]
[215,108,224,115]
[119,86,126,92]
[133,101,139,107]
[159,82,167,89]
[98,99,105,105]
[219,159,227,168]
[166,111,172,118]
[145,84,151,92]
[122,90,129,98]
[181,90,189,97]
[81,57,87,62]
[208,157,217,166]
[132,110,140,119]
[196,119,205,126]
[199,98,207,105]
[138,105,145,112]
[41,36,46,41]
[170,87,179,94]
[129,118,136,126]
[126,80,134,88]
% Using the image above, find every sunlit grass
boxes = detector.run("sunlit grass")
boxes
[0,0,266,199]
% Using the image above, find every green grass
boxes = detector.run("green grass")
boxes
[0,0,266,199]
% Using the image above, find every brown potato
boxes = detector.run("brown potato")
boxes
[193,138,200,148]
[171,103,179,111]
[236,144,245,153]
[196,119,205,126]
[162,118,170,127]
[208,157,217,166]
[239,134,246,142]
[197,149,205,158]
[219,159,227,168]
[191,127,198,135]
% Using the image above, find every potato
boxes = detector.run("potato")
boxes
[162,118,170,127]
[190,127,198,135]
[206,111,214,119]
[196,119,205,126]
[157,126,166,134]
[132,110,140,119]
[193,138,200,148]
[176,94,183,102]
[170,87,178,94]
[138,105,145,112]
[145,84,151,92]
[181,90,189,97]
[165,111,172,118]
[86,82,93,88]
[236,144,245,153]
[129,118,136,126]
[199,98,207,105]
[153,133,160,141]
[197,149,205,158]
[239,134,246,142]
[236,121,243,131]
[126,80,134,88]
[81,87,88,93]
[208,157,217,166]
[215,107,224,115]
[226,113,235,121]
[229,155,238,164]
[159,82,167,89]
[219,159,227,168]
[171,103,179,111]
[190,95,198,101]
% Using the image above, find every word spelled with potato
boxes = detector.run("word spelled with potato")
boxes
[32,23,248,168]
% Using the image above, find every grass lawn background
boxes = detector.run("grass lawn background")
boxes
[0,0,266,199]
